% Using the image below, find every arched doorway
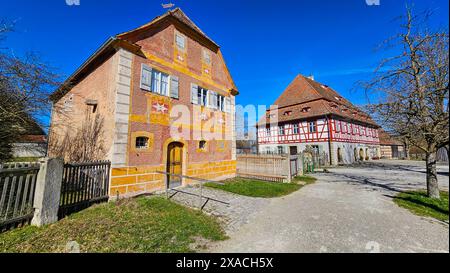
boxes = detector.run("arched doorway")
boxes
[366,148,370,160]
[337,148,343,164]
[167,142,184,188]
[359,149,365,161]
[354,148,358,162]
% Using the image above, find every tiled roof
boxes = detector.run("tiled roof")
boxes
[117,8,219,48]
[18,135,47,143]
[258,74,379,127]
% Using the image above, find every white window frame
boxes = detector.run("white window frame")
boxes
[279,126,285,136]
[197,87,208,107]
[309,121,317,133]
[293,124,299,134]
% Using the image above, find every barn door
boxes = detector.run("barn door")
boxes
[167,142,183,188]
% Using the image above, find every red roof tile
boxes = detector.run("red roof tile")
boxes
[258,75,379,127]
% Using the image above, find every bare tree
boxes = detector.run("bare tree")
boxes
[0,20,58,162]
[363,7,449,199]
[49,114,107,163]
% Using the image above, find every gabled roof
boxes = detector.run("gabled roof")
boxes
[258,74,379,127]
[117,8,219,50]
[51,8,237,102]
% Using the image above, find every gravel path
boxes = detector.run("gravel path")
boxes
[207,160,449,253]
[168,186,270,234]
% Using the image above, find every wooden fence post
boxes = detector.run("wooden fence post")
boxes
[31,158,64,227]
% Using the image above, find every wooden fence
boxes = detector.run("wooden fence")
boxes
[0,164,40,232]
[59,161,111,219]
[237,154,302,182]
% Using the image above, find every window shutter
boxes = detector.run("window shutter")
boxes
[224,97,232,113]
[191,83,199,104]
[140,64,152,91]
[170,76,179,99]
[207,91,217,109]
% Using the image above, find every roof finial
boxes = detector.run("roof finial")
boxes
[307,74,315,81]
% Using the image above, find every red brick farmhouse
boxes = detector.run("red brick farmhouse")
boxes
[49,9,238,198]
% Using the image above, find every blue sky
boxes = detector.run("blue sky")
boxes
[1,0,449,128]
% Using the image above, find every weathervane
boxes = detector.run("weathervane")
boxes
[162,2,175,9]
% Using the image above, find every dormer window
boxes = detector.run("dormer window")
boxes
[302,107,311,113]
[284,111,292,116]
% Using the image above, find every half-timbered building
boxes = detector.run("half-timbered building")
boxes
[257,75,381,165]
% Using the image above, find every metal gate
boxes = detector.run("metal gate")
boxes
[59,161,111,219]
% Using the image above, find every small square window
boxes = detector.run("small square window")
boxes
[136,137,149,149]
[199,140,207,150]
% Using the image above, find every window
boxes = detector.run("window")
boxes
[279,126,285,136]
[199,140,207,150]
[336,121,341,132]
[140,65,178,98]
[217,94,226,112]
[277,146,284,155]
[136,137,149,149]
[266,127,271,135]
[151,70,170,95]
[302,107,311,113]
[293,124,299,134]
[175,33,186,50]
[197,87,208,106]
[309,121,317,133]
[312,145,320,153]
[203,49,211,64]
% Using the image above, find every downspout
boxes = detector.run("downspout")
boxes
[46,102,54,158]
[327,115,333,166]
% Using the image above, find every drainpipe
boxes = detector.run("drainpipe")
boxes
[327,115,333,166]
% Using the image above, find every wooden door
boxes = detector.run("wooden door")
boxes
[167,142,183,188]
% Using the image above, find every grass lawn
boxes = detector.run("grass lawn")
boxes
[205,176,316,198]
[0,197,227,253]
[394,191,449,222]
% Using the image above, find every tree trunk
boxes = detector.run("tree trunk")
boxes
[425,152,440,199]
[404,142,410,160]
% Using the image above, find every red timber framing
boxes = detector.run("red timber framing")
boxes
[258,116,379,145]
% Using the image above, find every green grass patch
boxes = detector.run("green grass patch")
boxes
[205,178,306,198]
[293,175,317,184]
[394,191,449,222]
[8,157,41,162]
[0,197,227,253]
